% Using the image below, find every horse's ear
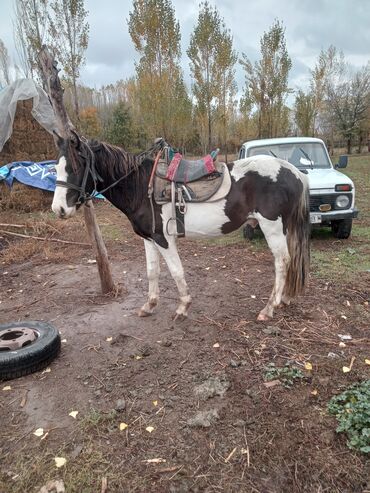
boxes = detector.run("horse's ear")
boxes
[70,130,81,149]
[53,130,64,148]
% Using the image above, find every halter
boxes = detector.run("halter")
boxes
[55,138,166,206]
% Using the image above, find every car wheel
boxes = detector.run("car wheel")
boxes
[243,224,255,240]
[0,321,61,380]
[331,218,353,239]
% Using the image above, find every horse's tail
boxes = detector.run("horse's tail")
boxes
[285,178,310,297]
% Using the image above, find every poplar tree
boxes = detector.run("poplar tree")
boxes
[187,1,236,150]
[49,0,89,119]
[241,20,291,138]
[128,0,192,144]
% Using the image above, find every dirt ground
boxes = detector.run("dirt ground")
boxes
[0,195,370,493]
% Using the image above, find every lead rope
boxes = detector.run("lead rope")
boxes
[148,149,164,234]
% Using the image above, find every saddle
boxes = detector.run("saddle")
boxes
[151,147,231,237]
[154,151,227,204]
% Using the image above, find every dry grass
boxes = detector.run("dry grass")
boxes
[0,183,52,213]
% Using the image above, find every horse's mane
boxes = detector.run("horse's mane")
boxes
[87,139,156,211]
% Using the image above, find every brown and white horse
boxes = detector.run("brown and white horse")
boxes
[51,134,310,321]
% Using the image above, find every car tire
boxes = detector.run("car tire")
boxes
[0,321,61,381]
[331,218,353,239]
[243,224,255,240]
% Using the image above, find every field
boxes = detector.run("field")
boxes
[0,154,369,493]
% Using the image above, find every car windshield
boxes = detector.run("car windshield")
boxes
[248,143,331,169]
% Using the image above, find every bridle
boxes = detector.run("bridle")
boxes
[55,138,166,206]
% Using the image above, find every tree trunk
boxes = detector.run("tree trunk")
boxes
[347,137,352,155]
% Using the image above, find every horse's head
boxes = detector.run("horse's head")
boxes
[52,131,96,219]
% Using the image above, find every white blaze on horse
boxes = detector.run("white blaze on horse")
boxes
[51,134,310,321]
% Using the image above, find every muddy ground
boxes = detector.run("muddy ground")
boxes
[0,198,369,493]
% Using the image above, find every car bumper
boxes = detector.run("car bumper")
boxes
[310,208,359,224]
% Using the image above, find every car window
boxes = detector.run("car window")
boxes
[248,143,331,169]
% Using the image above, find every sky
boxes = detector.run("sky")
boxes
[0,0,369,99]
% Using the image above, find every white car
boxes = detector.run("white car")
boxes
[239,137,358,239]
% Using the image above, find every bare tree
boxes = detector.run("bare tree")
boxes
[13,0,51,84]
[0,38,11,86]
[49,0,89,120]
[326,64,370,153]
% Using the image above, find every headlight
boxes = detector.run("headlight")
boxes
[335,195,350,208]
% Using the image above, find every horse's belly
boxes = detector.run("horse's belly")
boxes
[161,200,229,238]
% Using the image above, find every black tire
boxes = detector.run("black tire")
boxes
[331,218,353,239]
[0,321,61,380]
[243,224,255,240]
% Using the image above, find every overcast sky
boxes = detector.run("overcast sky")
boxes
[1,0,369,99]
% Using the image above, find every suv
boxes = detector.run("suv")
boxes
[238,137,358,239]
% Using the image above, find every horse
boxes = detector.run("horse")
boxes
[51,133,310,321]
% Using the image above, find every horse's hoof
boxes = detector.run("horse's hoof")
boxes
[257,313,271,321]
[172,312,187,322]
[138,309,152,317]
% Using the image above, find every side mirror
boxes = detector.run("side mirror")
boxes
[335,155,348,169]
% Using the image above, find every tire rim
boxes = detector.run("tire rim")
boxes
[0,327,38,351]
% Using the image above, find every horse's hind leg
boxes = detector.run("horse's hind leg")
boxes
[255,214,290,321]
[157,238,191,320]
[139,239,161,317]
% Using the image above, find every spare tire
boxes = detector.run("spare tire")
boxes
[0,321,61,380]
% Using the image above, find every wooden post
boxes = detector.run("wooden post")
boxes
[83,202,115,294]
[38,45,116,294]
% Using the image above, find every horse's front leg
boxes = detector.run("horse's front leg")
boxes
[139,239,160,317]
[157,238,192,320]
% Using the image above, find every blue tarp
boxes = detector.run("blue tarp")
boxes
[0,161,103,198]
[0,160,58,191]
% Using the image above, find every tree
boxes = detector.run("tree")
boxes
[294,90,315,136]
[128,0,191,145]
[106,101,134,149]
[241,20,291,138]
[49,0,89,119]
[79,106,101,139]
[13,0,51,84]
[187,2,226,150]
[0,39,11,86]
[215,22,237,161]
[326,64,370,154]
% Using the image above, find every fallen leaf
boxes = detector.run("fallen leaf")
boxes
[365,359,370,365]
[87,259,97,264]
[343,356,356,373]
[340,315,347,320]
[135,355,142,360]
[42,367,51,374]
[69,411,78,419]
[311,389,318,396]
[153,400,158,407]
[213,343,220,348]
[205,267,210,271]
[263,380,281,388]
[146,426,155,433]
[106,337,113,342]
[119,422,128,431]
[2,385,11,391]
[54,457,67,468]
[143,458,166,464]
[251,295,256,299]
[33,428,44,437]
[339,342,346,348]
[305,362,313,371]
